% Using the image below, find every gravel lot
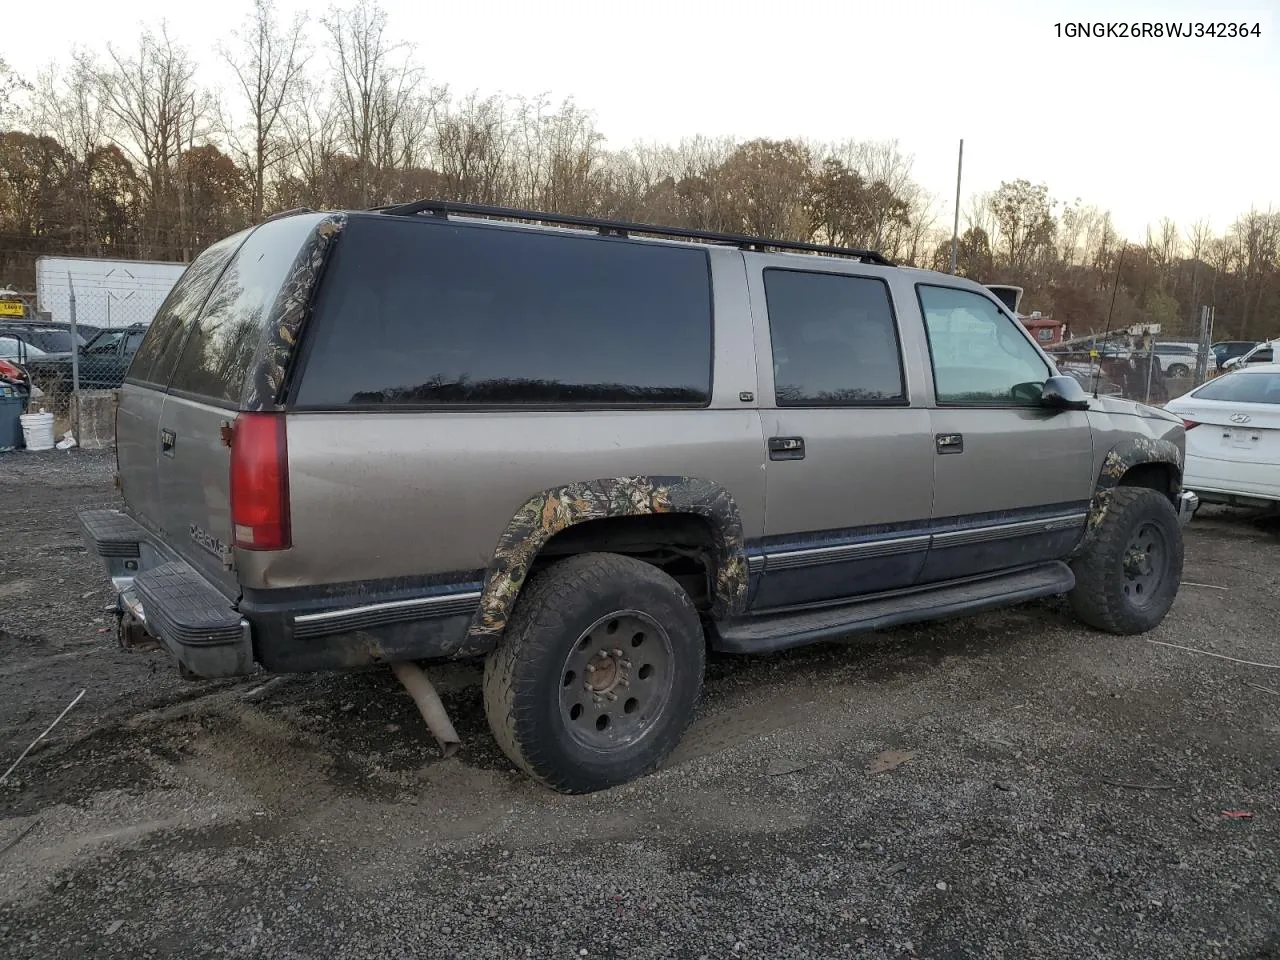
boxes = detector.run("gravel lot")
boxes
[1,450,1278,959]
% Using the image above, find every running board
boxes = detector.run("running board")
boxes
[710,562,1075,655]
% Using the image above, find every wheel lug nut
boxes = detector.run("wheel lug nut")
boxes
[585,664,596,674]
[612,648,623,657]
[618,678,629,687]
[620,659,632,669]
[605,692,617,702]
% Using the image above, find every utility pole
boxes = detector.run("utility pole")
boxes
[949,139,964,275]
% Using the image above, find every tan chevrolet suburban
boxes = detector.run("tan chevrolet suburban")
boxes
[78,200,1196,793]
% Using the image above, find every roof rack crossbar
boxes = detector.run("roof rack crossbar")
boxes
[375,198,894,266]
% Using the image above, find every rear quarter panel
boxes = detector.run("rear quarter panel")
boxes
[237,247,767,590]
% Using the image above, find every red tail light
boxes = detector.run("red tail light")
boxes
[1181,419,1201,430]
[229,413,291,551]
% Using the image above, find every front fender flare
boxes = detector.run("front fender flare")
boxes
[1077,436,1183,553]
[466,476,749,644]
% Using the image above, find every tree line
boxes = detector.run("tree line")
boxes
[1,0,1277,341]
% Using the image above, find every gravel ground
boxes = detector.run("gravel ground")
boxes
[1,449,1278,959]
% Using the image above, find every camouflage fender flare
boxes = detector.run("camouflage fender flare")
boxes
[1075,436,1183,555]
[243,213,347,410]
[466,477,749,643]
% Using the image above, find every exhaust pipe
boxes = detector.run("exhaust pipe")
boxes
[390,661,461,758]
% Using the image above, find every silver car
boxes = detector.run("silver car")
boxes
[79,201,1197,793]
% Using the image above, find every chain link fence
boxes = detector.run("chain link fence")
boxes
[1047,309,1223,407]
[2,272,173,440]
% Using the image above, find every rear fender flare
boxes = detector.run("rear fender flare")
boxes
[1078,436,1183,552]
[467,476,749,643]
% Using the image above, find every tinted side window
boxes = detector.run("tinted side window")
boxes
[763,269,905,406]
[295,217,713,407]
[168,215,323,404]
[917,285,1049,405]
[128,232,246,386]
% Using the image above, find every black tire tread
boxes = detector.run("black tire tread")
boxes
[482,552,704,792]
[1069,486,1183,634]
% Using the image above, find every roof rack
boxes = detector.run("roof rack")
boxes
[375,198,895,266]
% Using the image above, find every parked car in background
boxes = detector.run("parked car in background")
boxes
[77,201,1193,794]
[0,320,89,355]
[24,322,149,391]
[1152,342,1200,378]
[1212,340,1259,370]
[1222,339,1277,371]
[1166,363,1280,509]
[0,336,48,363]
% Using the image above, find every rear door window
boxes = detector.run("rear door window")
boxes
[166,214,324,405]
[762,268,905,405]
[294,216,713,407]
[129,231,247,387]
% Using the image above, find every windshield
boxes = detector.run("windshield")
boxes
[85,330,125,353]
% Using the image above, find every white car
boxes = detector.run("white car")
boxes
[1165,363,1280,508]
[1222,338,1277,371]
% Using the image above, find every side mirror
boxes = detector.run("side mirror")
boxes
[1041,375,1091,411]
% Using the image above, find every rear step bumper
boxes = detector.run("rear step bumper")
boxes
[710,561,1076,655]
[78,508,252,678]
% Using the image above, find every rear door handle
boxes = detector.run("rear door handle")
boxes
[769,437,805,461]
[160,428,176,457]
[935,433,963,454]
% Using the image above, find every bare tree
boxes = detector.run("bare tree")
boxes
[96,25,211,257]
[279,75,343,207]
[219,0,309,221]
[29,55,112,253]
[322,0,420,207]
[433,92,514,204]
[1183,218,1213,325]
[0,56,28,125]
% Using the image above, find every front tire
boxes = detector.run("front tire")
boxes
[482,552,705,793]
[1167,363,1190,378]
[1069,487,1184,634]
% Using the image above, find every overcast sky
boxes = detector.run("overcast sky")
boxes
[8,0,1278,241]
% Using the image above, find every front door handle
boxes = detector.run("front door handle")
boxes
[160,428,176,457]
[935,433,963,454]
[769,437,805,461]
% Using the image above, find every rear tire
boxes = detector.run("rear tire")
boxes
[1167,363,1190,378]
[1069,487,1183,634]
[482,552,705,794]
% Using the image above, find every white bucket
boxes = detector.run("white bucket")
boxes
[20,411,55,451]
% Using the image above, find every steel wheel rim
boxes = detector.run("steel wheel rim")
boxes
[1122,521,1168,608]
[557,610,675,753]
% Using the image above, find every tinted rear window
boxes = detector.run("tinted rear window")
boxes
[167,214,324,404]
[294,217,713,407]
[1192,372,1280,404]
[128,232,247,386]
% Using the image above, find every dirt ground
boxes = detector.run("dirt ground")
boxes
[1,450,1278,960]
